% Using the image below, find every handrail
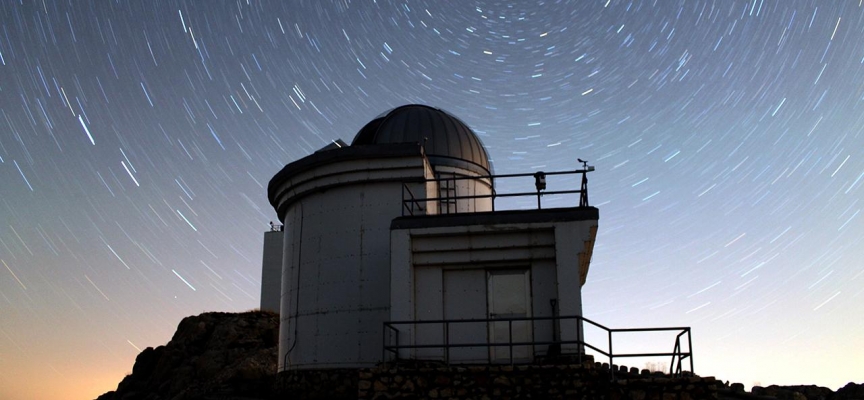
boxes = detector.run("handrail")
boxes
[400,166,594,216]
[668,330,694,377]
[401,183,425,216]
[383,314,693,379]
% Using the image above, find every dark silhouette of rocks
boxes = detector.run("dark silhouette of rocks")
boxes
[97,310,863,399]
[97,311,279,400]
[836,382,864,400]
[752,385,834,399]
[719,383,864,400]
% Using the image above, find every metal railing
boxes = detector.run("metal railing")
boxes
[383,314,693,378]
[401,183,426,216]
[400,165,594,216]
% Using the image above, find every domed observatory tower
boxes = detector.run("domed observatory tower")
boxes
[353,105,495,214]
[268,104,599,371]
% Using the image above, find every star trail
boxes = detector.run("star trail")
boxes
[1,1,863,399]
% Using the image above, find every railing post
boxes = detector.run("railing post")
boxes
[608,330,614,379]
[688,328,694,374]
[670,338,678,376]
[580,169,589,207]
[577,315,582,364]
[509,320,514,365]
[452,176,458,214]
[444,321,450,365]
[491,177,496,211]
[395,328,400,360]
[669,336,681,375]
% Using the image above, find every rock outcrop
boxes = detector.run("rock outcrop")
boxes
[719,383,864,400]
[751,385,834,400]
[97,311,279,400]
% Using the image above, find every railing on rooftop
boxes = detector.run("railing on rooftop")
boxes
[383,314,693,379]
[401,162,595,216]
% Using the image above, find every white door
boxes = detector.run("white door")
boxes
[488,270,532,363]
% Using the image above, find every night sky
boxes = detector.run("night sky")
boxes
[1,1,863,399]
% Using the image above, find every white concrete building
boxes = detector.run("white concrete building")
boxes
[259,223,283,313]
[265,105,598,371]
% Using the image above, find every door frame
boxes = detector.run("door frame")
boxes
[486,268,533,363]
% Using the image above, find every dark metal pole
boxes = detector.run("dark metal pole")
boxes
[445,321,450,365]
[670,338,679,376]
[577,315,582,364]
[491,176,496,211]
[509,320,514,365]
[452,175,458,214]
[608,330,614,379]
[549,299,561,360]
[580,170,589,207]
[689,329,694,374]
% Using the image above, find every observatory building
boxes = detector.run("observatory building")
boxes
[264,104,599,371]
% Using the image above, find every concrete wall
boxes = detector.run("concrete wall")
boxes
[260,230,284,313]
[554,220,597,353]
[275,153,433,371]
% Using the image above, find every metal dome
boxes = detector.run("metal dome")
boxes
[351,104,491,173]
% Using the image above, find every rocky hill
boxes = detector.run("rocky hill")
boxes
[97,311,279,400]
[98,311,862,400]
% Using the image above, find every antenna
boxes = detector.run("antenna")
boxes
[578,159,594,206]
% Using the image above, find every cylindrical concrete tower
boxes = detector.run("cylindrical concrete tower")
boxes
[268,105,493,370]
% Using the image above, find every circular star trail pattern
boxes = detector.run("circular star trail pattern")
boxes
[1,1,863,399]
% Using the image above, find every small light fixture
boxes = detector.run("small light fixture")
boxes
[534,171,547,191]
